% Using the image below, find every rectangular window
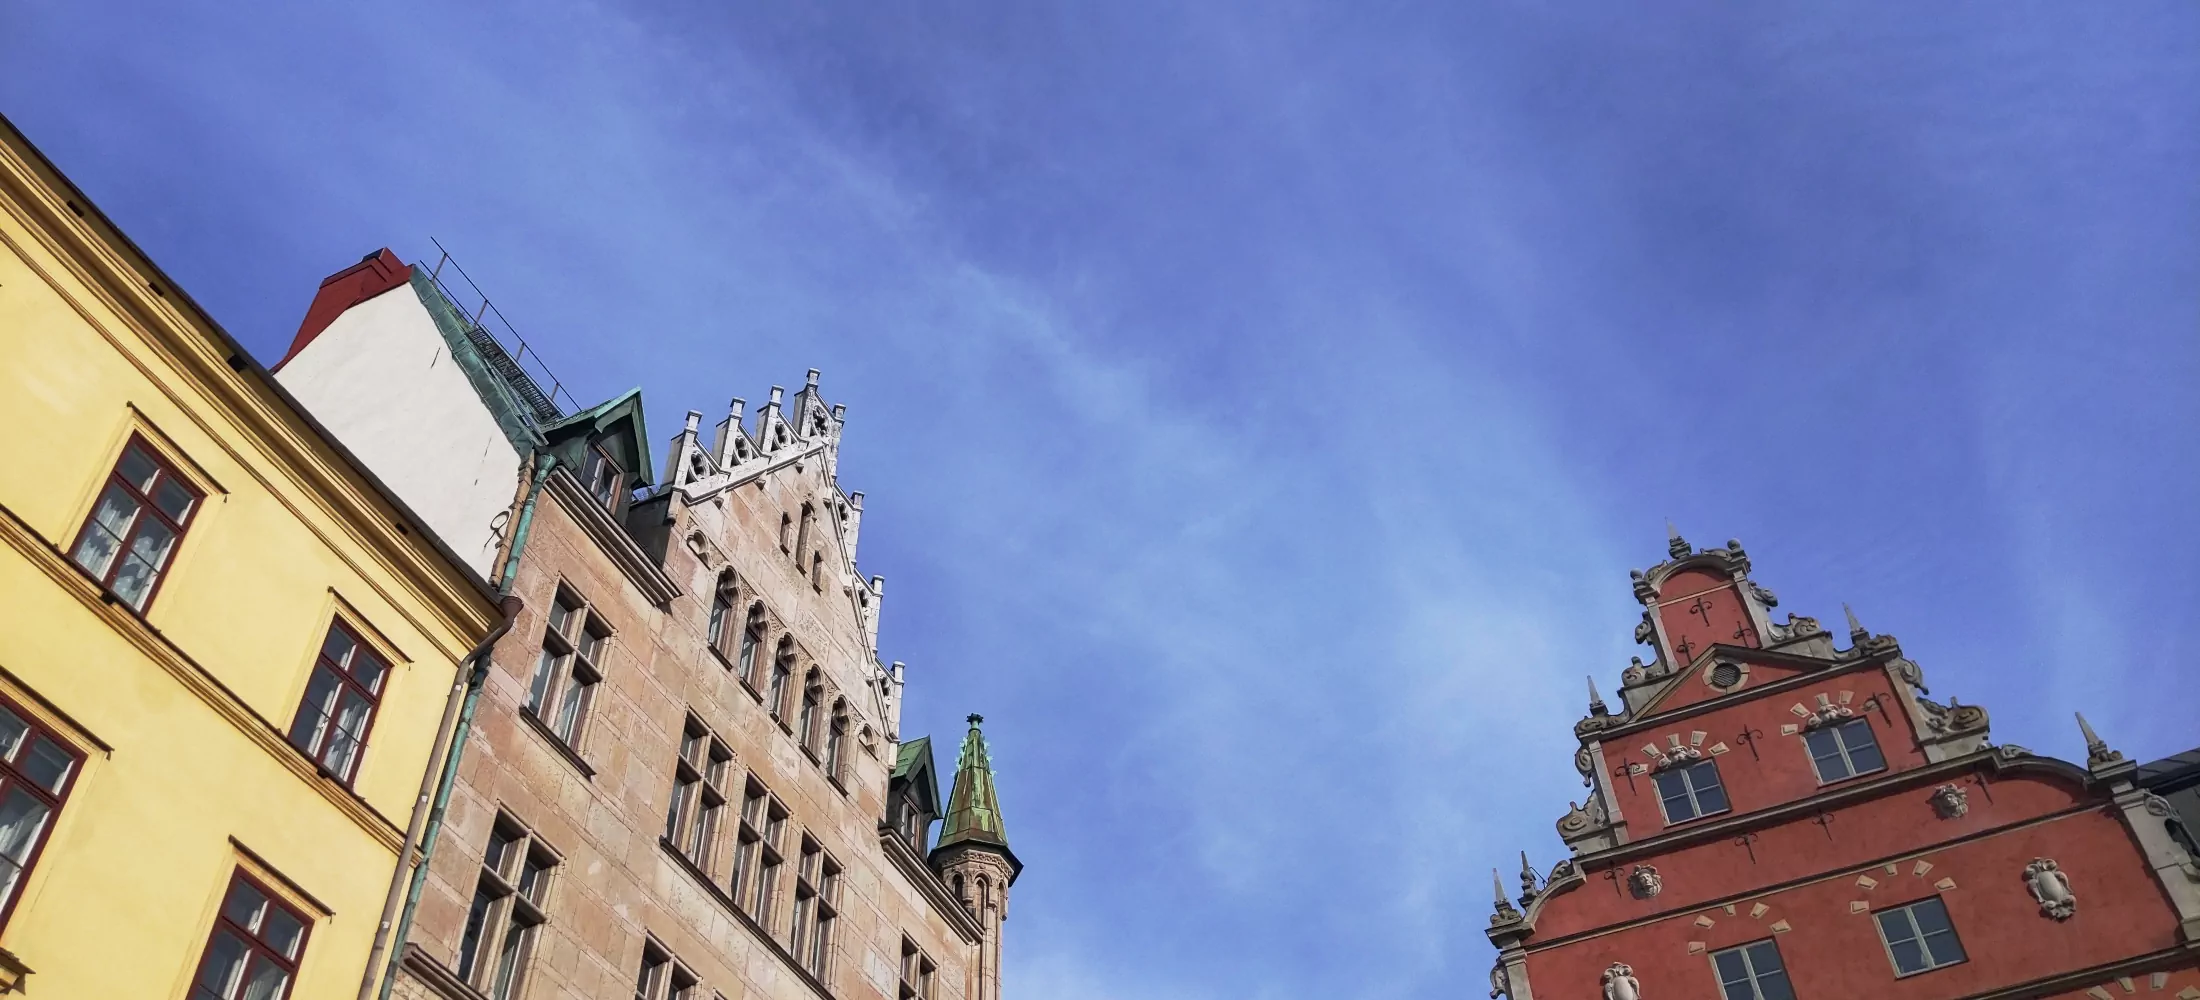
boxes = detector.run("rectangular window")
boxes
[634,940,697,1000]
[583,443,625,514]
[899,938,936,1000]
[666,718,729,871]
[798,674,822,751]
[1806,718,1886,784]
[285,620,388,785]
[733,782,786,927]
[788,840,839,978]
[768,642,794,721]
[1711,939,1795,1000]
[0,698,83,932]
[525,590,606,749]
[1876,896,1967,976]
[188,870,310,1000]
[455,818,555,1000]
[70,436,201,611]
[1653,759,1729,824]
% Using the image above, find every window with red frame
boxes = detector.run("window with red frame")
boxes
[0,698,82,931]
[69,436,201,611]
[189,870,311,1000]
[286,621,389,785]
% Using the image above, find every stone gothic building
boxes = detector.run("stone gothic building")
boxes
[1489,530,2200,1000]
[276,248,1019,1000]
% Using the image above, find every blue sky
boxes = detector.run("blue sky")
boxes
[6,4,2198,997]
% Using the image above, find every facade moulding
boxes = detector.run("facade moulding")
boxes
[878,822,984,944]
[539,469,680,607]
[657,838,838,1000]
[0,155,497,651]
[1957,945,2200,1000]
[0,500,409,851]
[1568,749,2090,873]
[1579,644,1900,743]
[1520,771,2110,950]
[397,942,490,1000]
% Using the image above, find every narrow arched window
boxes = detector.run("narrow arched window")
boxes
[705,573,736,657]
[798,670,823,749]
[795,502,814,565]
[738,603,766,686]
[769,638,795,720]
[826,700,848,781]
[779,513,792,553]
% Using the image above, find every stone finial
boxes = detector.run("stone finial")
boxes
[682,409,702,433]
[1667,520,1691,559]
[1845,603,1868,642]
[831,403,847,421]
[2076,712,2125,769]
[806,368,821,387]
[766,385,785,406]
[1490,868,1522,923]
[1587,676,1609,716]
[1518,851,1539,904]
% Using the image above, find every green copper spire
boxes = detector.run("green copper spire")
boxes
[934,714,1019,874]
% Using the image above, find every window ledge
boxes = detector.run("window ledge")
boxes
[399,942,491,1000]
[1814,766,1888,789]
[826,774,848,798]
[709,646,736,671]
[518,709,595,779]
[658,837,837,1000]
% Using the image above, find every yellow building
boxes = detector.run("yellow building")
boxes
[0,115,502,998]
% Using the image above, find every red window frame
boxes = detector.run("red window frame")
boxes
[68,434,202,612]
[188,869,313,1000]
[0,694,84,934]
[285,620,390,786]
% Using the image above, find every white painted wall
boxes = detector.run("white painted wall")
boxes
[278,282,523,580]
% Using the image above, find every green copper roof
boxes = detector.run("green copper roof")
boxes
[933,715,1018,876]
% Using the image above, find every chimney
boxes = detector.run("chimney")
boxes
[275,248,410,371]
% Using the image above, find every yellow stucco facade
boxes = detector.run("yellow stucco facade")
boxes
[0,117,500,998]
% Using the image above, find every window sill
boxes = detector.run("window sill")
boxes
[739,678,765,703]
[1891,958,1965,980]
[518,709,595,779]
[1659,807,1731,829]
[826,773,849,798]
[709,646,736,671]
[658,837,838,1000]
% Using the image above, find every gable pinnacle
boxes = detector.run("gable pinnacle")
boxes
[1518,850,1539,904]
[1844,603,1868,642]
[2075,711,2125,770]
[1490,868,1522,923]
[1587,675,1609,716]
[1667,520,1691,559]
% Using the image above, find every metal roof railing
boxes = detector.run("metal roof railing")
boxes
[422,237,578,421]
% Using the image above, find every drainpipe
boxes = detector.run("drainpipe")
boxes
[355,593,520,1000]
[368,458,554,1000]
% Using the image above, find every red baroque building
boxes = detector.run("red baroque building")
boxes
[1488,531,2200,1000]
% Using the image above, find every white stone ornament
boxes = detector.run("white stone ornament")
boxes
[1628,864,1663,899]
[1602,962,1641,1000]
[2024,857,2076,920]
[1930,783,1969,820]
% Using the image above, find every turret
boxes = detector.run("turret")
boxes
[930,714,1019,1000]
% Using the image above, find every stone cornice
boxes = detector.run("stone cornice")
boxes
[0,501,406,852]
[879,822,984,944]
[540,469,681,608]
[398,942,491,1000]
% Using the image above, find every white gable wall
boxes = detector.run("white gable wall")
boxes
[277,284,522,580]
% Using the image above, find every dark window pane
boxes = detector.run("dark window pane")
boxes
[456,889,494,980]
[197,930,250,999]
[1846,730,1886,773]
[1888,937,1926,975]
[1910,898,1952,935]
[154,478,198,522]
[261,906,305,960]
[1744,941,1784,974]
[223,880,269,932]
[1755,968,1796,1000]
[21,736,74,794]
[0,788,53,868]
[351,650,387,694]
[1803,728,1838,762]
[118,446,160,489]
[289,670,339,754]
[525,650,559,714]
[1712,949,1749,984]
[72,485,139,580]
[0,706,25,760]
[319,628,356,666]
[238,954,289,1000]
[1691,765,1729,814]
[1922,926,1966,966]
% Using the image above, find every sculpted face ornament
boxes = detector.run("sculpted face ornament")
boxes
[1627,865,1663,899]
[2024,858,2076,921]
[1930,783,1969,820]
[1602,962,1641,1000]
